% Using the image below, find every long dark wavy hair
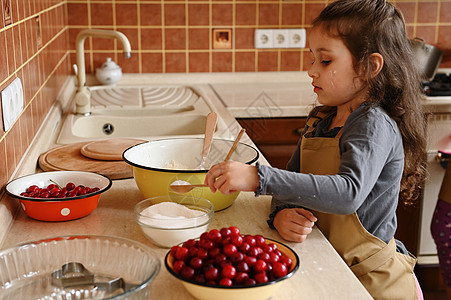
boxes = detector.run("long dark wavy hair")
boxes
[312,0,427,206]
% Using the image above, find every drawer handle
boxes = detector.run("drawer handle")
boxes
[437,152,450,169]
[293,127,305,136]
[436,152,450,163]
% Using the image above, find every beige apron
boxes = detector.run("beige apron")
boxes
[300,109,417,299]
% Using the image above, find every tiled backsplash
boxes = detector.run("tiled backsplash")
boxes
[0,0,69,193]
[67,0,451,74]
[0,0,450,196]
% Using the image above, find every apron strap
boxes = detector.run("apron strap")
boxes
[350,238,396,277]
[305,108,344,139]
[305,108,334,135]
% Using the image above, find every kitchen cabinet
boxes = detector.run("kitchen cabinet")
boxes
[237,117,306,169]
[237,116,420,256]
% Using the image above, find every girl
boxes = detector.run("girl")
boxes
[205,0,427,299]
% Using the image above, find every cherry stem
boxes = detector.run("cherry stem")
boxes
[49,179,63,189]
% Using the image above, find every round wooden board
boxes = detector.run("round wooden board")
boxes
[80,138,146,161]
[38,142,133,180]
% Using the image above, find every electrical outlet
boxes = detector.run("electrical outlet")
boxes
[255,29,306,49]
[1,77,24,131]
[289,29,306,48]
[254,29,273,49]
[272,29,289,48]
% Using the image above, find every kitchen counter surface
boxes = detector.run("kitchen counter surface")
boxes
[0,72,373,299]
[2,181,372,299]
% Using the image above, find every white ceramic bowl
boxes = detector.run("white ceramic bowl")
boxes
[135,195,214,248]
[0,235,160,299]
[123,138,259,211]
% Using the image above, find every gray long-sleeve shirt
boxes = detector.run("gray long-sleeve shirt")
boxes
[258,104,408,253]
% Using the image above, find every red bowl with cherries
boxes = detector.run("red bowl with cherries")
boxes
[6,171,112,221]
[164,227,299,300]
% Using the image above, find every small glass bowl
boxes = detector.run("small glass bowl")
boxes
[135,195,214,248]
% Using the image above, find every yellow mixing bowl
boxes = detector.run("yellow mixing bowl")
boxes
[123,138,259,211]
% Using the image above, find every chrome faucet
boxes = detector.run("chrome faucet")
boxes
[74,29,131,115]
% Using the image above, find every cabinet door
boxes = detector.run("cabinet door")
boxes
[237,117,306,169]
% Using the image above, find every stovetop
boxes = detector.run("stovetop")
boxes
[423,73,451,96]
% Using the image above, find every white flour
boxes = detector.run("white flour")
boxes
[139,202,210,247]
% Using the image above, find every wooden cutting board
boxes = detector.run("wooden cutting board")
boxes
[80,138,146,161]
[39,142,133,180]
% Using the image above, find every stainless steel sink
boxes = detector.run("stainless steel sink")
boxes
[56,85,225,144]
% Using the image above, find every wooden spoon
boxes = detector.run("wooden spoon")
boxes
[198,112,218,169]
[223,128,245,161]
[170,128,246,194]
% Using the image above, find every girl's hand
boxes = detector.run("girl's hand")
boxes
[273,208,317,243]
[204,161,260,194]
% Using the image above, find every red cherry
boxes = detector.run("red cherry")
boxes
[199,238,214,250]
[181,266,195,280]
[220,236,232,246]
[230,252,245,264]
[47,184,57,190]
[65,182,76,191]
[40,192,50,198]
[254,272,269,284]
[173,260,185,273]
[228,226,240,236]
[234,272,249,285]
[269,252,280,264]
[175,247,189,261]
[230,234,243,247]
[197,248,208,260]
[244,235,256,247]
[220,227,232,238]
[219,278,233,286]
[254,259,267,272]
[280,255,293,269]
[183,239,197,248]
[254,235,266,247]
[208,247,220,258]
[207,229,222,243]
[189,246,199,257]
[78,188,87,196]
[170,246,179,256]
[223,244,237,257]
[190,257,203,269]
[244,255,257,267]
[204,267,219,282]
[26,185,39,193]
[215,253,227,265]
[194,274,206,283]
[236,261,249,273]
[239,242,251,253]
[221,264,236,279]
[258,252,270,262]
[272,262,288,278]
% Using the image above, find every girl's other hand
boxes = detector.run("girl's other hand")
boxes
[273,208,317,243]
[204,161,260,194]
